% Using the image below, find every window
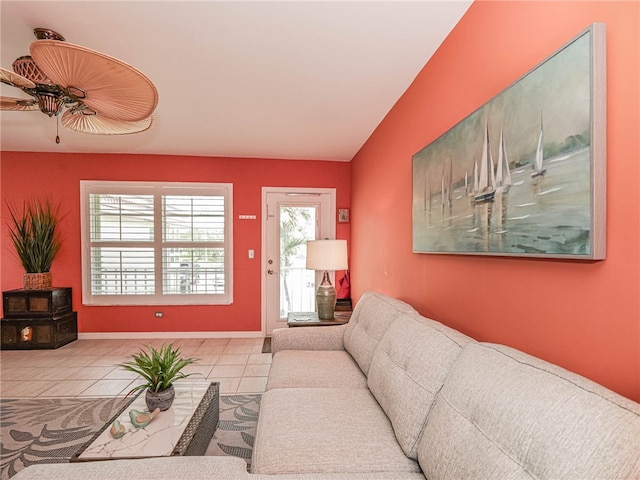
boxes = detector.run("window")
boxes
[81,181,233,305]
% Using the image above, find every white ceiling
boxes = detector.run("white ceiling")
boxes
[1,1,471,161]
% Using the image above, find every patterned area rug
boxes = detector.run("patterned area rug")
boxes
[207,394,261,469]
[0,394,261,479]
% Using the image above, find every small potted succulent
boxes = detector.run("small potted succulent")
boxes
[7,198,62,290]
[119,343,198,411]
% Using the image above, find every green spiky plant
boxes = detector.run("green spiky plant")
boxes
[119,343,198,394]
[7,199,62,273]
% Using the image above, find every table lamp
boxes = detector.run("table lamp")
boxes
[305,239,348,319]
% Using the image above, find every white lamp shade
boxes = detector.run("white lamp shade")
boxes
[306,240,348,271]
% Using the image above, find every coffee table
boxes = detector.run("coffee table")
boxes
[72,381,219,461]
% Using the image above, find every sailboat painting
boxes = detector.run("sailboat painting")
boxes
[412,23,606,259]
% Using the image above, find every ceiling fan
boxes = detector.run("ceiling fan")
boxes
[0,28,158,143]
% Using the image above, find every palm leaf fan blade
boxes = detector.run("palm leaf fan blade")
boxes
[62,110,153,135]
[30,40,158,122]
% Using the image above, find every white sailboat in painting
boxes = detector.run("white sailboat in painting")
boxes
[422,169,433,225]
[468,157,479,197]
[531,116,547,179]
[424,173,431,213]
[473,123,496,203]
[440,157,453,210]
[495,128,512,193]
[446,157,453,208]
[473,158,479,195]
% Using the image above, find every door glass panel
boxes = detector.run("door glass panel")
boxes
[279,206,316,317]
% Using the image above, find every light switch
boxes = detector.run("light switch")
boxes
[248,249,255,259]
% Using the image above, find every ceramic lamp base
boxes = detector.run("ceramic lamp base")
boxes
[316,271,337,319]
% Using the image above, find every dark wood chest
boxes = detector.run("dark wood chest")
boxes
[1,288,78,349]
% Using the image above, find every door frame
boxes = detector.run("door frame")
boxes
[261,187,337,335]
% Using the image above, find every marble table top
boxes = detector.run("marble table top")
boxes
[77,381,213,460]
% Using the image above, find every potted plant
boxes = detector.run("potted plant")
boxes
[7,198,62,290]
[119,343,198,411]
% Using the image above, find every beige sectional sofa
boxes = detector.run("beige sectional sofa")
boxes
[13,291,640,480]
[255,292,640,479]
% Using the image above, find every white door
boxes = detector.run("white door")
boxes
[263,188,335,335]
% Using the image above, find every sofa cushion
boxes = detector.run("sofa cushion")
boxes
[251,387,421,475]
[11,457,252,480]
[266,350,367,390]
[12,456,427,480]
[367,314,474,459]
[343,292,417,376]
[271,324,347,354]
[418,343,640,480]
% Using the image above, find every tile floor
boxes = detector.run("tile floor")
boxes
[0,337,271,399]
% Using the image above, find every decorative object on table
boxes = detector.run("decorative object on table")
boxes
[0,28,158,144]
[129,408,160,428]
[335,298,353,311]
[118,343,198,411]
[412,23,606,259]
[336,269,351,304]
[109,420,126,439]
[305,239,348,319]
[6,198,63,289]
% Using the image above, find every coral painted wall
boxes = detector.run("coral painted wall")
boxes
[351,1,640,401]
[1,152,350,334]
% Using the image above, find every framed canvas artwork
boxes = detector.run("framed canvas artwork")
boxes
[412,23,606,259]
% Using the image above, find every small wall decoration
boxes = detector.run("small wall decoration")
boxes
[412,23,606,259]
[338,208,350,223]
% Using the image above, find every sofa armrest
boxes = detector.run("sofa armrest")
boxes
[271,325,347,354]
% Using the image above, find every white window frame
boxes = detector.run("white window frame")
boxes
[80,180,233,306]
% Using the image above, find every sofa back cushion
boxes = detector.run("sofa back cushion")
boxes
[343,292,417,376]
[367,314,474,459]
[418,343,640,480]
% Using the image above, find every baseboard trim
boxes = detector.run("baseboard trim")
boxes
[78,331,263,340]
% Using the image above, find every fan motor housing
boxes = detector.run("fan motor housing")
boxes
[33,28,65,41]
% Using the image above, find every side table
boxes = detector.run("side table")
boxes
[287,310,352,327]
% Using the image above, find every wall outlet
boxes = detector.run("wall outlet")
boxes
[154,312,164,318]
